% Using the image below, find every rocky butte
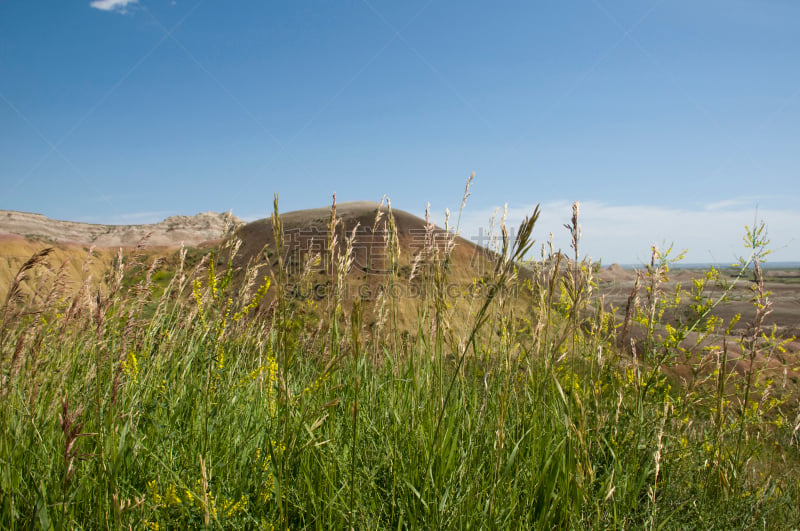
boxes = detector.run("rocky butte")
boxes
[0,210,242,248]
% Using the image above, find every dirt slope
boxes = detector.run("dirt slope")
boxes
[229,201,507,332]
[0,210,242,297]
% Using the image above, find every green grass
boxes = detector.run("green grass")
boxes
[0,195,798,529]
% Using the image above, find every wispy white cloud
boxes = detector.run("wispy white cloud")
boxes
[701,195,779,212]
[89,0,138,13]
[439,200,799,265]
[703,199,751,211]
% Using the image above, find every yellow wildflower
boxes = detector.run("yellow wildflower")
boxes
[164,484,181,506]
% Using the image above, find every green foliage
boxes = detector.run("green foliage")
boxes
[0,196,797,529]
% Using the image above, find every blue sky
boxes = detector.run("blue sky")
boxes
[1,1,798,263]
